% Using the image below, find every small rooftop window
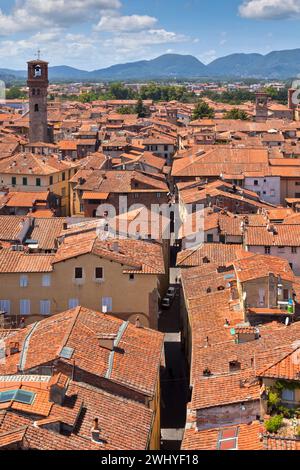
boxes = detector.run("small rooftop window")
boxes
[0,390,16,403]
[217,428,239,450]
[0,389,36,405]
[60,346,74,359]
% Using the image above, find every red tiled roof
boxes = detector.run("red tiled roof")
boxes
[245,225,300,247]
[182,422,264,450]
[258,347,300,381]
[54,231,165,274]
[233,253,295,283]
[0,306,164,398]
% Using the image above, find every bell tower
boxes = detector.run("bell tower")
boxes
[27,57,49,143]
[255,91,268,123]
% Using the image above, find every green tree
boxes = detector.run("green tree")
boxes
[135,98,148,118]
[139,83,196,103]
[265,415,283,434]
[6,86,26,99]
[264,86,289,105]
[192,100,215,120]
[203,89,255,105]
[224,108,249,120]
[78,92,98,103]
[116,106,136,114]
[108,83,136,100]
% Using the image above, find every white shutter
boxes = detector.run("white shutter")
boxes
[42,274,51,287]
[102,297,112,312]
[20,275,28,287]
[0,300,11,315]
[40,300,51,315]
[68,298,79,309]
[20,300,30,315]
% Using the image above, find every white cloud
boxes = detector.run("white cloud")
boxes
[239,0,300,19]
[200,49,217,64]
[0,32,100,68]
[0,0,121,34]
[220,31,227,46]
[0,0,190,69]
[96,14,157,32]
[102,29,188,53]
[0,26,189,70]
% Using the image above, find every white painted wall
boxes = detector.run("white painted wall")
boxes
[244,176,281,205]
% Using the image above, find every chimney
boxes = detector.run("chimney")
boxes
[135,316,141,328]
[49,373,68,405]
[267,223,277,235]
[9,342,19,355]
[97,333,117,351]
[91,418,102,444]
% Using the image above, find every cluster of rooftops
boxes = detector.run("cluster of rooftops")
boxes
[2,82,300,451]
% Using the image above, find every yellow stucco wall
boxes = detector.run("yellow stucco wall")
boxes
[0,168,77,216]
[0,252,161,328]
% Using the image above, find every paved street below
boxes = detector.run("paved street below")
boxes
[159,280,189,450]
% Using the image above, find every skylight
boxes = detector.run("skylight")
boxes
[217,428,239,450]
[60,346,74,359]
[0,348,5,360]
[0,389,36,405]
[0,390,17,403]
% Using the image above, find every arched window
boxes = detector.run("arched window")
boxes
[34,104,39,112]
[34,65,42,77]
[32,89,35,96]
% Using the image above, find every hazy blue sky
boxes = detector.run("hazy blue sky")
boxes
[1,0,300,69]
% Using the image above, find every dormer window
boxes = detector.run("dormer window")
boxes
[229,360,241,372]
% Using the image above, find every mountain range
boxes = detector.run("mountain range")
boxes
[1,48,300,82]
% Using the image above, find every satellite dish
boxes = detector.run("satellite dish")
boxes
[285,317,290,326]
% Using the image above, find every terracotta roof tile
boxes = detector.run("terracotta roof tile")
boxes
[182,422,264,450]
[0,307,164,398]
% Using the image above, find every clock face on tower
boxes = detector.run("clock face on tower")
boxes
[34,65,42,78]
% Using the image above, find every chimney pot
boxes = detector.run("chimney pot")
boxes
[97,333,116,351]
[93,418,100,432]
[91,418,102,444]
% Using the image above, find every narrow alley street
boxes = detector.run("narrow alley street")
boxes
[159,243,190,450]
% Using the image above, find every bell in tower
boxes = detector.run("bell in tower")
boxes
[27,56,49,143]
